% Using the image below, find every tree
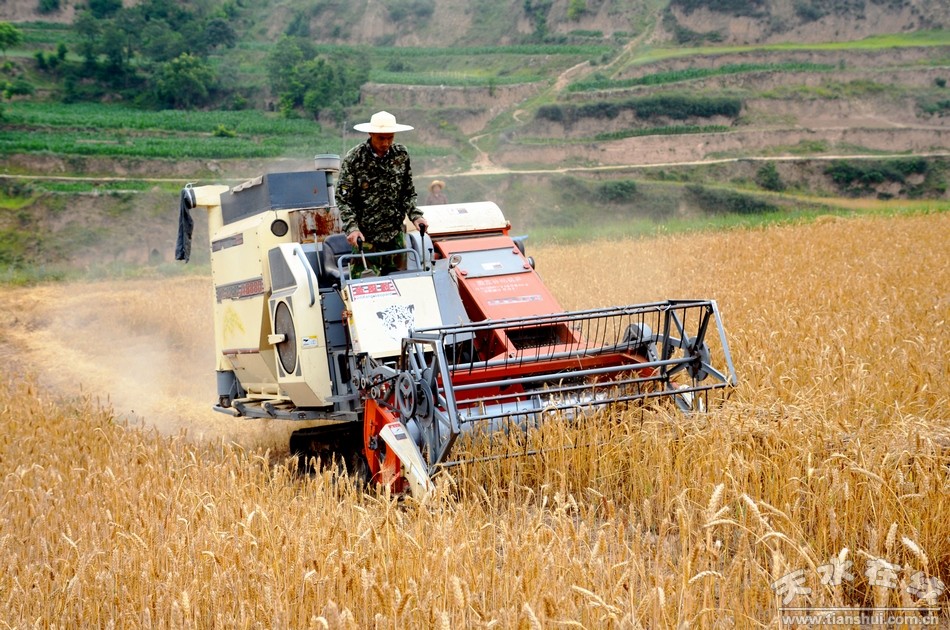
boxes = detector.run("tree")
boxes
[140,19,187,62]
[154,53,214,108]
[266,37,310,97]
[200,18,237,51]
[0,22,24,57]
[268,45,369,119]
[98,21,132,85]
[523,0,553,41]
[88,0,122,19]
[73,11,102,70]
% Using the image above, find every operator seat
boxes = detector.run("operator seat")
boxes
[321,234,351,285]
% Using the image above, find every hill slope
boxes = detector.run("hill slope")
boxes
[2,0,949,274]
[4,0,948,45]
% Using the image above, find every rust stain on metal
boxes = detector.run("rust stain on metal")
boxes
[295,209,341,243]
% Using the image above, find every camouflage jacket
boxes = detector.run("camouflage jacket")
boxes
[337,140,422,244]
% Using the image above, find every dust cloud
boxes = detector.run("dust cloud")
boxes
[0,279,305,455]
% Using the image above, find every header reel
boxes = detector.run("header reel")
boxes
[373,299,736,480]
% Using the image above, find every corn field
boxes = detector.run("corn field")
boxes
[0,211,947,628]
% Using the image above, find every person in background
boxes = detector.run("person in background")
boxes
[337,111,428,274]
[425,180,448,205]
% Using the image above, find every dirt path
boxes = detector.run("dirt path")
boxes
[553,61,591,91]
[467,133,501,172]
[10,149,949,187]
[444,150,950,179]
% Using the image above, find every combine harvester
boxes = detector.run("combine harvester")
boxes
[178,156,736,495]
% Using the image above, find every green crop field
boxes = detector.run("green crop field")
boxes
[1,103,334,160]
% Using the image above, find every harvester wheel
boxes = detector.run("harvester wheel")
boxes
[416,383,434,428]
[622,323,659,362]
[395,373,416,421]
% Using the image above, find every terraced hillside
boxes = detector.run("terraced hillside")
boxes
[361,39,950,174]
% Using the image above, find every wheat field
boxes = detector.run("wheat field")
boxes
[0,211,947,628]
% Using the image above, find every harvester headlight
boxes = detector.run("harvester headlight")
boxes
[271,219,289,237]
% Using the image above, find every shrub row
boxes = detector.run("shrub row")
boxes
[594,125,730,141]
[825,158,928,186]
[684,184,779,215]
[537,95,742,125]
[568,62,836,91]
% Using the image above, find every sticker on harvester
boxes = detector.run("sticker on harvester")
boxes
[301,336,319,348]
[350,279,399,300]
[487,295,543,306]
[387,423,409,440]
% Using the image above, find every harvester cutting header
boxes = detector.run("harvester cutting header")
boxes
[177,155,736,494]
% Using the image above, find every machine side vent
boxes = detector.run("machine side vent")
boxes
[274,300,297,374]
[269,248,296,291]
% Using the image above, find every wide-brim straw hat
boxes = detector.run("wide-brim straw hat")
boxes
[429,180,445,191]
[353,111,414,133]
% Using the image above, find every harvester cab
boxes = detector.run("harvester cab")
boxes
[178,156,737,495]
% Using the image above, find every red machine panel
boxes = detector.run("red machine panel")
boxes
[434,235,564,321]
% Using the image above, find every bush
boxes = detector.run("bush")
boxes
[3,78,35,98]
[87,0,121,19]
[567,0,587,20]
[794,0,826,22]
[285,11,310,37]
[670,0,765,17]
[685,185,778,215]
[536,104,565,123]
[755,163,785,192]
[824,158,930,195]
[385,0,435,21]
[632,94,742,120]
[596,180,638,203]
[212,124,236,138]
[918,97,950,116]
[0,229,31,266]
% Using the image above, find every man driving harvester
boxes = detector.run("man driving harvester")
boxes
[337,111,428,276]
